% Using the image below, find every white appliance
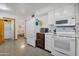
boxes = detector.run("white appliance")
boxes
[52,17,76,56]
[55,18,75,26]
[26,18,36,47]
[53,33,75,56]
[45,33,53,52]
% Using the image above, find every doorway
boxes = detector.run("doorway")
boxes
[4,21,12,40]
[3,17,16,40]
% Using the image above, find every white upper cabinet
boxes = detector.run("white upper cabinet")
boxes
[63,5,75,18]
[48,11,55,25]
[55,4,75,21]
[55,8,63,20]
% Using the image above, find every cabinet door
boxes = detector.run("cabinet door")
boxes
[45,43,51,51]
[55,4,75,20]
[63,5,75,18]
[48,11,55,25]
[45,37,52,51]
[63,5,75,25]
[0,20,4,45]
[55,8,63,20]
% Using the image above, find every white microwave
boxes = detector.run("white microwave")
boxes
[55,18,75,26]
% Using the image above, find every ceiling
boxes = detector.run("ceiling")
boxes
[0,3,74,18]
[0,3,54,18]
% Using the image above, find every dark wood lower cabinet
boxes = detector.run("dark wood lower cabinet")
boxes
[36,33,45,49]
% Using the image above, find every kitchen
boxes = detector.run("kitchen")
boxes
[25,3,79,56]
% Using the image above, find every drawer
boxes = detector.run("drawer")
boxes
[45,34,53,38]
[37,37,44,40]
[37,35,44,39]
[37,34,43,37]
[37,38,44,41]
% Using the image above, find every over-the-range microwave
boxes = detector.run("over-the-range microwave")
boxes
[55,17,75,26]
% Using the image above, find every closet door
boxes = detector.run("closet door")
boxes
[0,20,4,45]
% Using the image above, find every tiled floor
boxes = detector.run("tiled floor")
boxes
[0,37,51,56]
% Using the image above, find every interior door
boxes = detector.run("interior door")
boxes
[26,18,35,47]
[0,20,4,45]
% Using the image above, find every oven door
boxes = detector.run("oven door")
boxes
[54,35,75,56]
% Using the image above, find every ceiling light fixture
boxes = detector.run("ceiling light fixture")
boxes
[0,4,11,11]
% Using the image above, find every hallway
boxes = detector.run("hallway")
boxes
[0,38,51,56]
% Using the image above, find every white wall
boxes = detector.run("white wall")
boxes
[17,19,25,35]
[0,11,24,39]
